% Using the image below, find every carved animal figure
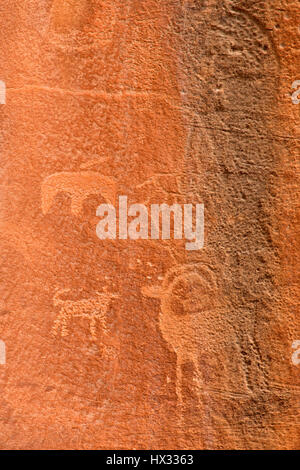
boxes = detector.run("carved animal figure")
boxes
[52,288,118,339]
[41,171,116,216]
[142,264,245,406]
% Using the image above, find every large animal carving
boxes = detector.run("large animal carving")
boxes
[0,80,5,104]
[0,340,5,365]
[41,171,116,216]
[52,288,118,339]
[142,264,245,406]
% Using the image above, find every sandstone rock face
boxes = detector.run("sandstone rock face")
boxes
[0,0,299,450]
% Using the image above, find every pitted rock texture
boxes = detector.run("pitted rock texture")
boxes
[0,0,299,449]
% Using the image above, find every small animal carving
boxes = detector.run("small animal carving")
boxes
[142,264,217,406]
[52,288,118,339]
[41,171,116,216]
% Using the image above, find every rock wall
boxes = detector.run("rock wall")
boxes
[0,0,299,449]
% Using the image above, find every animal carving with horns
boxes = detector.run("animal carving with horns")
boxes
[142,264,245,406]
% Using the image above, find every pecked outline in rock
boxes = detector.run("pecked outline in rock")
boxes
[52,287,118,339]
[41,171,116,217]
[0,340,5,365]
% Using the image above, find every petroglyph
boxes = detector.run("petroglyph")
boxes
[41,171,116,216]
[142,264,247,406]
[292,341,300,366]
[0,221,32,263]
[180,2,280,120]
[52,288,118,339]
[181,114,217,198]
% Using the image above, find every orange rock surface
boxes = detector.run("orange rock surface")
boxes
[0,0,299,449]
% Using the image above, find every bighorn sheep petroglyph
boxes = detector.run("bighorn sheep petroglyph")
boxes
[41,171,116,216]
[142,264,247,406]
[52,288,118,339]
[51,0,91,31]
[0,80,5,104]
[142,264,218,406]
